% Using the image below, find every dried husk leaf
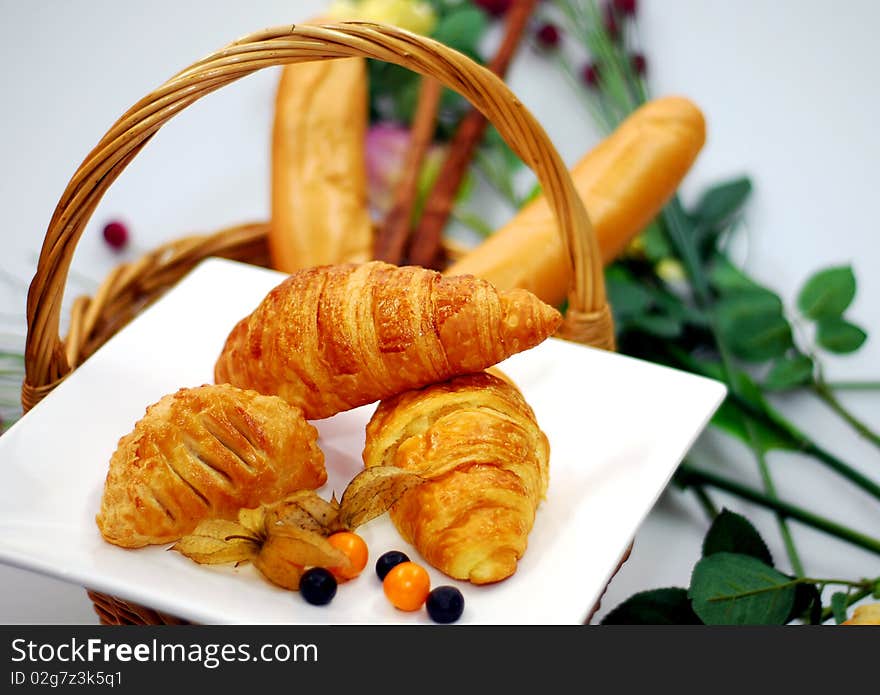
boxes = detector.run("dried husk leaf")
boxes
[253,550,304,591]
[265,490,341,535]
[171,493,357,590]
[266,525,350,570]
[171,519,259,565]
[338,466,428,530]
[254,526,351,590]
[237,505,268,539]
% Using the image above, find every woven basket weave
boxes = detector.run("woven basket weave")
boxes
[22,22,618,625]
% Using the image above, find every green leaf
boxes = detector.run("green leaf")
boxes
[831,592,849,624]
[630,314,682,338]
[872,580,880,599]
[710,374,798,453]
[816,318,867,354]
[367,61,419,122]
[709,255,760,294]
[715,290,793,362]
[692,177,752,229]
[392,79,421,124]
[651,290,709,328]
[689,553,797,625]
[601,588,702,625]
[641,221,672,262]
[430,6,487,59]
[797,266,856,320]
[763,355,814,391]
[788,583,822,625]
[702,509,774,567]
[606,266,653,318]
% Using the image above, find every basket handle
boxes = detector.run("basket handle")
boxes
[23,21,613,411]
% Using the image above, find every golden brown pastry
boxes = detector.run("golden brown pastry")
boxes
[842,604,880,625]
[363,372,550,584]
[96,384,326,549]
[214,262,562,420]
[270,57,373,272]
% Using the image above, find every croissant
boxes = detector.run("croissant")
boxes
[214,262,562,419]
[363,372,550,584]
[96,384,326,548]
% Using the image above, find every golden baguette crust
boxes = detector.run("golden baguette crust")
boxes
[270,58,373,272]
[96,384,326,548]
[214,262,562,419]
[446,96,706,306]
[363,372,549,584]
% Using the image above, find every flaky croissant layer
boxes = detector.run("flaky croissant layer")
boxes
[97,384,326,548]
[363,372,550,585]
[214,262,562,420]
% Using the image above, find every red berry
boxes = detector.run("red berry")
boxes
[582,62,601,88]
[535,23,560,48]
[472,0,513,16]
[631,52,647,75]
[102,221,129,250]
[614,0,638,16]
[604,3,620,38]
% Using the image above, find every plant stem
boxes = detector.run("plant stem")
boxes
[676,463,880,557]
[727,391,880,501]
[748,437,804,576]
[660,197,711,302]
[808,577,874,590]
[553,51,615,134]
[820,587,874,623]
[660,201,805,573]
[709,576,872,602]
[450,210,495,239]
[668,343,880,503]
[409,0,538,268]
[691,485,720,520]
[825,381,880,391]
[812,380,880,450]
[473,155,521,210]
[789,320,880,450]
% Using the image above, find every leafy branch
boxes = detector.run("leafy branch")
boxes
[540,0,879,620]
[603,509,880,625]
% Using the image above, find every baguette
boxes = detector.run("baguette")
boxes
[270,57,373,272]
[445,96,706,306]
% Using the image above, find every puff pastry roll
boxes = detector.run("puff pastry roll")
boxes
[363,372,550,584]
[214,262,561,419]
[97,384,326,548]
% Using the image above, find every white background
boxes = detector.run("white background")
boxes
[0,0,877,623]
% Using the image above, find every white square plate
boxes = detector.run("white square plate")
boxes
[0,259,725,624]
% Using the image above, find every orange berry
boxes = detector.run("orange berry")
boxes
[327,532,369,580]
[383,561,431,611]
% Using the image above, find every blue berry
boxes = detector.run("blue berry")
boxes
[426,586,464,624]
[375,550,410,580]
[299,567,337,606]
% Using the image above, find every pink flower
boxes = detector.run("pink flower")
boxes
[365,123,412,217]
[365,122,446,218]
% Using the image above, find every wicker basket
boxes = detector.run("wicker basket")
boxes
[22,22,619,625]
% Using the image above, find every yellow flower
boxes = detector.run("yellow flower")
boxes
[328,0,437,35]
[841,603,880,625]
[656,258,685,282]
[623,235,646,258]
